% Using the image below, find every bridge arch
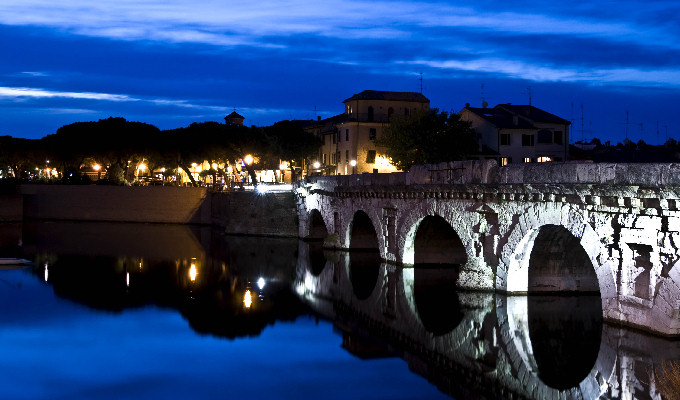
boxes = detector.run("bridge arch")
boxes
[349,210,380,250]
[499,204,616,301]
[401,211,473,267]
[305,209,328,241]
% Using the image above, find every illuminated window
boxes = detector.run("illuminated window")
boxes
[537,156,552,162]
[500,157,511,166]
[366,150,377,164]
[500,133,511,146]
[524,157,532,163]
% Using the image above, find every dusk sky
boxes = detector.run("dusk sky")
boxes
[1,0,679,144]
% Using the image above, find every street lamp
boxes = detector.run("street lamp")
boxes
[93,164,101,180]
[350,159,357,174]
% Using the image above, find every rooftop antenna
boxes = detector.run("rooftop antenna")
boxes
[619,111,642,142]
[481,83,488,108]
[313,105,318,120]
[580,103,585,142]
[418,72,424,94]
[570,102,575,144]
[525,86,532,106]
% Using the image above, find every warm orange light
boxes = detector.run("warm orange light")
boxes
[93,164,101,171]
[244,290,252,308]
[138,163,147,171]
[189,263,197,281]
[244,155,254,165]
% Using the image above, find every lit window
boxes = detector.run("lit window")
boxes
[524,157,532,163]
[500,157,511,166]
[366,150,377,164]
[537,156,552,162]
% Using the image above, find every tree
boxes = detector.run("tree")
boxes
[375,108,477,171]
[264,120,321,182]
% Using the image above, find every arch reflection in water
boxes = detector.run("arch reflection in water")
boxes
[527,295,603,390]
[349,250,381,300]
[308,241,327,276]
[413,265,463,335]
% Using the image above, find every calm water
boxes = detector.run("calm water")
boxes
[1,222,678,399]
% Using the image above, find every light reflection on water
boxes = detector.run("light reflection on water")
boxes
[0,222,448,400]
[1,222,679,399]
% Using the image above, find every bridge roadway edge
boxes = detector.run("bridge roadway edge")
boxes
[295,160,680,337]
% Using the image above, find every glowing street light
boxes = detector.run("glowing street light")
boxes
[189,263,197,282]
[350,159,357,174]
[244,290,253,308]
[244,154,254,165]
[313,161,320,169]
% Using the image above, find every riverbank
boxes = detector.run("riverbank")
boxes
[0,185,298,237]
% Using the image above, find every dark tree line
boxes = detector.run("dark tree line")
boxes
[0,117,321,185]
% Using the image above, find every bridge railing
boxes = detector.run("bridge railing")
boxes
[298,161,680,189]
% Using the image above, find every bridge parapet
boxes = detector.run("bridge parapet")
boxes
[300,160,680,187]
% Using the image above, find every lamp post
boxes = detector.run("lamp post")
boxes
[93,164,101,180]
[350,159,357,175]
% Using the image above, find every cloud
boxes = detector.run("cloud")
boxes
[0,0,677,51]
[402,58,680,88]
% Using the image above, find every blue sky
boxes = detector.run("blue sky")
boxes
[1,0,679,144]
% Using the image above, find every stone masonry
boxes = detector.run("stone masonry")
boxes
[294,160,680,337]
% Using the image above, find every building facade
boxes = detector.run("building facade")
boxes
[306,90,430,175]
[460,104,570,165]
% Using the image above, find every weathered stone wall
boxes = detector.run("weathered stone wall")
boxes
[295,161,680,336]
[20,185,211,224]
[210,191,298,237]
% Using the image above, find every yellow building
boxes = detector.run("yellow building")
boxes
[306,90,430,175]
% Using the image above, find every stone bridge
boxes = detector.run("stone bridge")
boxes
[294,160,680,336]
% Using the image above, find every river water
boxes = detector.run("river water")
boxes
[0,222,678,399]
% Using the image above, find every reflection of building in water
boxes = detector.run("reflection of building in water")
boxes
[296,242,680,400]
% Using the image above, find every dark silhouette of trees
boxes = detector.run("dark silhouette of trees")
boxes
[1,115,322,186]
[375,108,477,171]
[264,120,321,182]
[41,117,160,182]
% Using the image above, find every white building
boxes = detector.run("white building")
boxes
[460,104,570,165]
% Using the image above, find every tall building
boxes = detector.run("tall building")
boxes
[460,104,570,165]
